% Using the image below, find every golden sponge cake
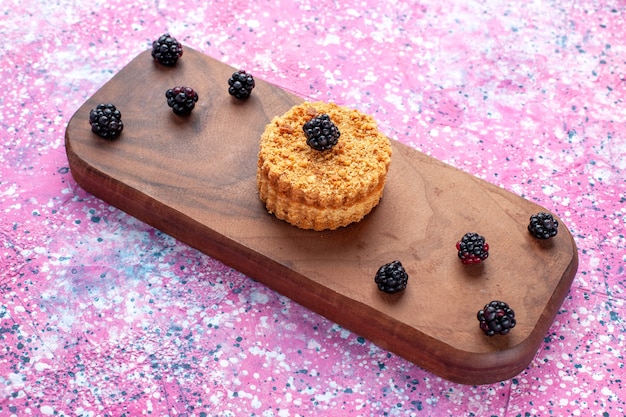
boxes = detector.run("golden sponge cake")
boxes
[257,101,392,231]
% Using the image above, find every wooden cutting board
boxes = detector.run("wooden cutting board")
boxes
[65,47,578,384]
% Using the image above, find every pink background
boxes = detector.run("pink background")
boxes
[1,0,625,416]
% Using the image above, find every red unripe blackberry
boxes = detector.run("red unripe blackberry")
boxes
[303,114,340,151]
[88,103,123,139]
[375,260,409,293]
[477,300,516,336]
[228,70,255,100]
[528,212,558,239]
[165,86,198,115]
[151,33,183,66]
[456,232,489,264]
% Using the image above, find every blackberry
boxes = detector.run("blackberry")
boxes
[303,114,340,151]
[151,33,183,66]
[228,70,255,100]
[456,232,489,265]
[165,86,199,115]
[375,260,409,294]
[528,212,558,239]
[88,103,124,139]
[477,300,516,336]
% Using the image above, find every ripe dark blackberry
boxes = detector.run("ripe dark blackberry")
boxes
[528,212,559,239]
[88,103,124,139]
[165,86,199,115]
[456,232,489,265]
[303,114,340,151]
[477,300,516,336]
[228,70,255,100]
[151,33,183,66]
[375,260,409,294]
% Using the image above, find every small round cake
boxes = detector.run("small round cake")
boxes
[257,101,392,231]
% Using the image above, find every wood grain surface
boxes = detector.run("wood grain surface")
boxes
[65,47,578,384]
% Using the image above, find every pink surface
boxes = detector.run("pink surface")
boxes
[0,0,624,416]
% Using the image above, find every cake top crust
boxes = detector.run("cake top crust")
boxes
[258,101,392,207]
